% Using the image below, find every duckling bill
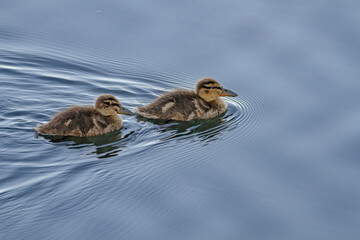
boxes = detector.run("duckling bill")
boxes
[35,94,133,137]
[137,78,238,121]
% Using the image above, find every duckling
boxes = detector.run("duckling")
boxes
[35,94,133,137]
[137,78,238,121]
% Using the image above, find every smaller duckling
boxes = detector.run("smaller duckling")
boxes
[137,78,238,121]
[35,94,133,137]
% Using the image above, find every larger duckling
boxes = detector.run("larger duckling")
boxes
[137,78,238,121]
[35,94,133,137]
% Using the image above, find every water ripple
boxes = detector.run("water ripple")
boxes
[0,47,269,199]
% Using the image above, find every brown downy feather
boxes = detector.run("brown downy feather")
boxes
[35,94,132,137]
[35,106,122,137]
[137,78,237,121]
[137,90,227,121]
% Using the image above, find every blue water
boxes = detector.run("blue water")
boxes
[1,1,360,239]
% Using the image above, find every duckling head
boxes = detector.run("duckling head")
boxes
[95,94,134,116]
[196,78,238,102]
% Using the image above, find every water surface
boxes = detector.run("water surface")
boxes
[1,1,360,239]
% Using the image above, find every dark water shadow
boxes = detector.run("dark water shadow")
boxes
[35,130,135,159]
[136,112,229,143]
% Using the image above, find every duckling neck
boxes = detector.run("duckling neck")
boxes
[207,98,227,112]
[200,97,225,107]
[103,114,120,122]
[94,108,118,120]
[96,113,122,125]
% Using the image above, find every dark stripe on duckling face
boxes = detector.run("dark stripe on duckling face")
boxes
[105,97,117,101]
[104,101,120,107]
[202,80,216,85]
[199,81,217,88]
[201,85,222,90]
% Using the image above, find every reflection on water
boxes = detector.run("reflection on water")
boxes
[36,130,138,159]
[136,112,227,142]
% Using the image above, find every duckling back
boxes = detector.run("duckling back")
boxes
[35,106,123,137]
[137,90,227,121]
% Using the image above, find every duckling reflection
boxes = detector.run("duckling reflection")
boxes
[38,130,136,159]
[35,94,133,137]
[137,78,238,121]
[136,111,228,142]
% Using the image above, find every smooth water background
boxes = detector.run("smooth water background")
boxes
[1,1,360,239]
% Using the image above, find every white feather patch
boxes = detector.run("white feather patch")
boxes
[162,102,175,113]
[93,118,100,128]
[64,119,72,127]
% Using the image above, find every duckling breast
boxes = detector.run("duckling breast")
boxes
[86,114,123,136]
[191,97,227,120]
